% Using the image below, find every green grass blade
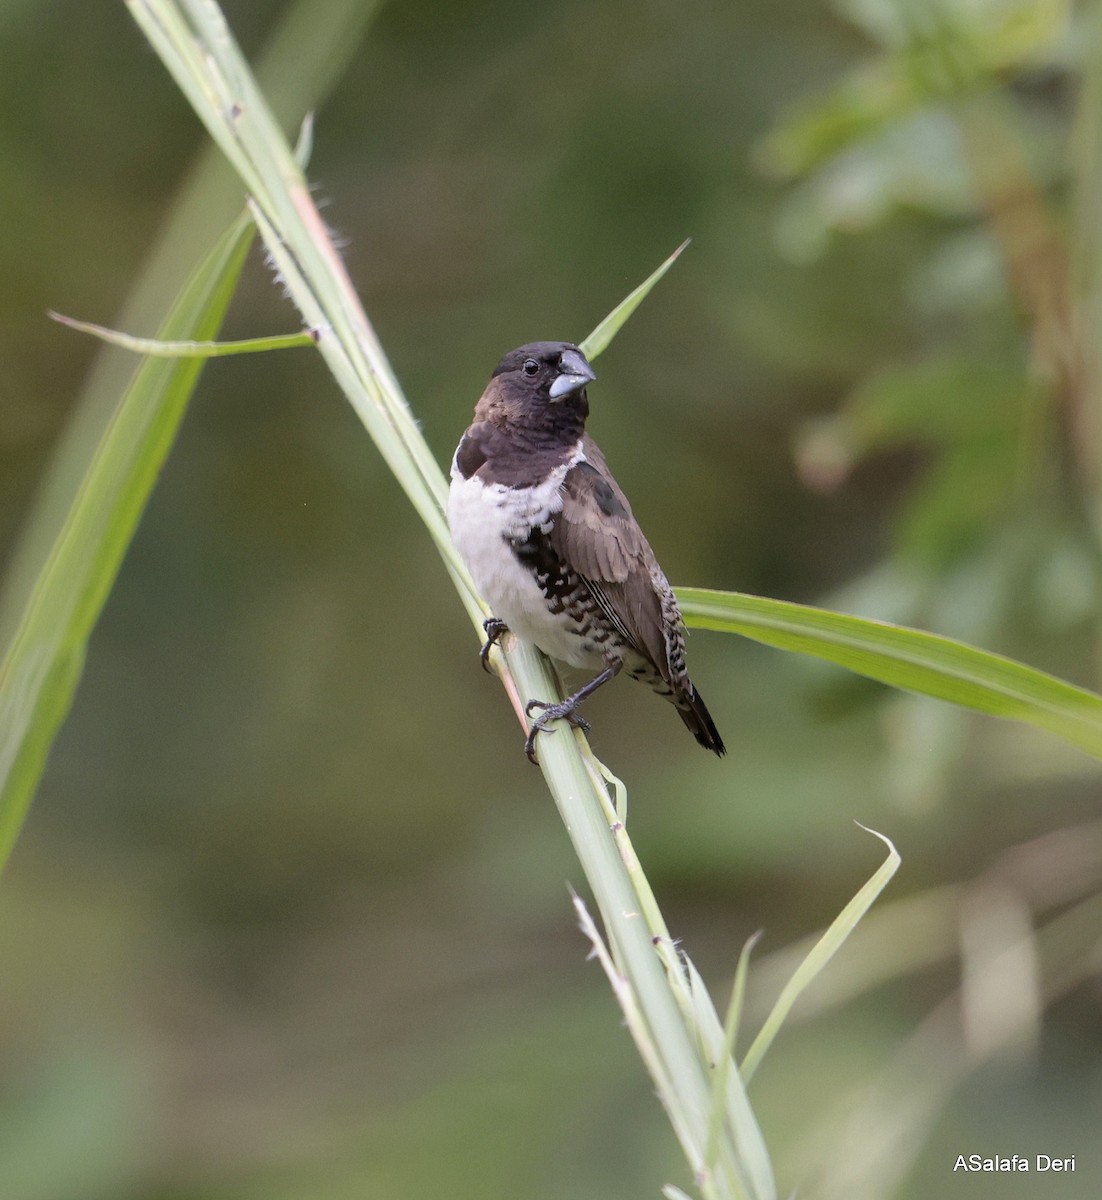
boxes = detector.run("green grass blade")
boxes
[706,932,762,1173]
[678,587,1102,760]
[740,828,900,1083]
[0,214,254,874]
[580,238,691,361]
[49,311,315,357]
[572,893,709,1195]
[510,637,775,1199]
[677,950,773,1200]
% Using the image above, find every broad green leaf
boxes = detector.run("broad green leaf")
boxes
[0,214,254,874]
[678,587,1102,760]
[580,239,690,361]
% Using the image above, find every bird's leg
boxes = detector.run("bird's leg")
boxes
[479,617,510,673]
[524,662,622,764]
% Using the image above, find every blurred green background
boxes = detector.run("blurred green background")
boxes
[2,0,1101,1197]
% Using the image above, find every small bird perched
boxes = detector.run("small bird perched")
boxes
[448,341,725,763]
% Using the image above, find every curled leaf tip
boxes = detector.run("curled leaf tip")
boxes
[854,821,899,858]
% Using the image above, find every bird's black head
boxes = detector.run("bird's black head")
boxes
[491,342,596,398]
[476,342,596,435]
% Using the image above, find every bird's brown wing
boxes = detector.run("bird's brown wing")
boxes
[549,438,676,682]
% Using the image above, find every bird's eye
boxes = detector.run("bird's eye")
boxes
[522,358,539,377]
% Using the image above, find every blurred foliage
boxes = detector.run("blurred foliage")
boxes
[2,0,1101,1198]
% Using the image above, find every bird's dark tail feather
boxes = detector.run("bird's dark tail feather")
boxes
[677,685,726,757]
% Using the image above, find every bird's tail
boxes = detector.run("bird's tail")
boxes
[675,684,726,757]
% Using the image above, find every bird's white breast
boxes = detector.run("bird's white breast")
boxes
[447,441,601,669]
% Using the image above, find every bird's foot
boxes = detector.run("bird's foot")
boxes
[479,617,510,673]
[523,697,592,764]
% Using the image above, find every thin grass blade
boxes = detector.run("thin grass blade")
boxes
[740,828,900,1083]
[677,950,774,1200]
[580,239,691,360]
[49,311,315,357]
[706,932,763,1171]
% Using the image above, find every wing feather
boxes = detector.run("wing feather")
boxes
[549,438,678,681]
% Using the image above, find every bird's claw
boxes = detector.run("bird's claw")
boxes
[523,698,592,765]
[479,617,509,673]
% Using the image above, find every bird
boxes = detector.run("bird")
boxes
[447,341,725,763]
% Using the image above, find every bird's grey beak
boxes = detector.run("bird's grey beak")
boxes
[548,349,596,400]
